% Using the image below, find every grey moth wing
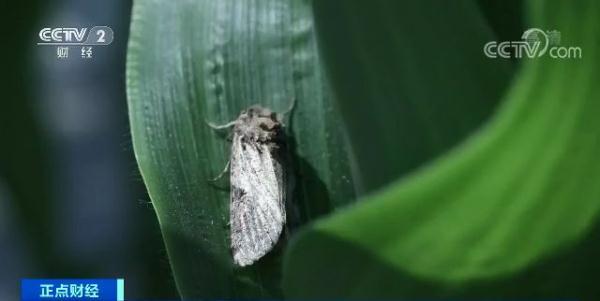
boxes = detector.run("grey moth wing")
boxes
[228,106,287,267]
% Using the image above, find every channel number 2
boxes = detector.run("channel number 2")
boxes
[96,30,106,43]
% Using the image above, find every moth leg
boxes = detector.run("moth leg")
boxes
[208,160,230,182]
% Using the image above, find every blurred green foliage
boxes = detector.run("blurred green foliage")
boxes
[1,0,58,276]
[2,1,178,299]
[285,0,600,299]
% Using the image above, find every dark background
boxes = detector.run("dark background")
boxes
[1,1,178,299]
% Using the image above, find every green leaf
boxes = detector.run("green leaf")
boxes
[284,0,600,299]
[126,0,356,298]
[312,0,515,191]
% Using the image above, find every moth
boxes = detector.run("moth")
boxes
[208,103,293,267]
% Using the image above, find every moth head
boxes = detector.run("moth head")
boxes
[236,105,283,142]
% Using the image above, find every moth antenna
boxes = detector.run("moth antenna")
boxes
[278,97,296,123]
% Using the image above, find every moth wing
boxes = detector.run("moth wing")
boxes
[230,137,285,266]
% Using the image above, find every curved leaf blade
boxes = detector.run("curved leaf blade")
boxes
[126,0,356,298]
[284,0,600,298]
[312,0,515,191]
